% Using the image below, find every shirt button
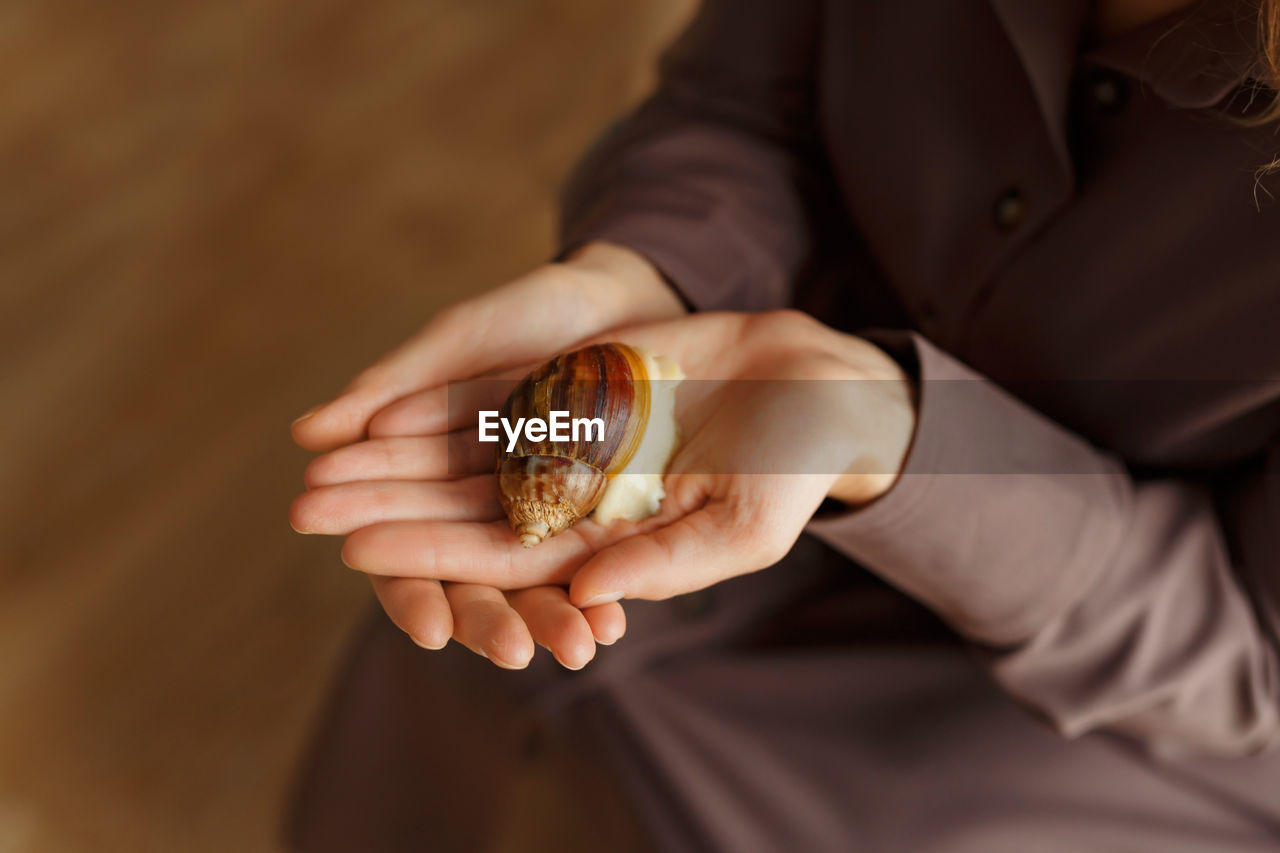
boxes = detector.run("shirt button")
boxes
[993,189,1027,230]
[1088,71,1129,113]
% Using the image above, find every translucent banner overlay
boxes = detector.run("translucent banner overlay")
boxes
[447,378,1280,477]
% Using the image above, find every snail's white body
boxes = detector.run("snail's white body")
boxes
[593,348,684,525]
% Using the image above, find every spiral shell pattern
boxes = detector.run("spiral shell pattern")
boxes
[496,343,652,546]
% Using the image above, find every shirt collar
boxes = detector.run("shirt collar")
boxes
[988,0,1091,159]
[990,0,1265,118]
[1084,0,1267,109]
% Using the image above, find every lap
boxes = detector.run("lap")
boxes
[285,537,1280,852]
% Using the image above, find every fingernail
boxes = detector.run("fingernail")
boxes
[553,654,586,671]
[292,405,323,427]
[580,591,623,608]
[411,636,448,651]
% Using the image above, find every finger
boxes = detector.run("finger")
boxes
[445,583,535,669]
[370,576,453,649]
[506,587,598,670]
[367,375,520,439]
[568,499,798,606]
[340,518,623,587]
[291,272,608,452]
[581,601,626,646]
[292,381,390,453]
[304,434,494,488]
[291,476,502,534]
[290,308,480,452]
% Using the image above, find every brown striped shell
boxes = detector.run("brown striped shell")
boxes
[496,343,651,547]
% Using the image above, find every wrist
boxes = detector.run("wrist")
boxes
[561,241,687,325]
[828,468,901,508]
[822,333,918,508]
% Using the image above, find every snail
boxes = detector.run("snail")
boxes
[494,342,683,547]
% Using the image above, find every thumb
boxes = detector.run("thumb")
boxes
[291,266,622,452]
[291,315,469,452]
[568,501,796,607]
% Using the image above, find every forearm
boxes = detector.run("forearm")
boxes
[558,0,824,314]
[808,331,1280,757]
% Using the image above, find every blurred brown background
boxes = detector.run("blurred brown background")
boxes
[0,1,693,850]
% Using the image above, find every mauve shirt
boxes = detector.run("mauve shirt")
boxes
[288,2,1280,851]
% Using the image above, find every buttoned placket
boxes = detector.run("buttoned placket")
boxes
[948,1,1259,356]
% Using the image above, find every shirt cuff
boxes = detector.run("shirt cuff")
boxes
[806,330,1130,647]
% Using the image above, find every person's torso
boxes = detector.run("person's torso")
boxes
[811,0,1280,472]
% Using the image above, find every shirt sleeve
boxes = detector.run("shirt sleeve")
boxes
[807,329,1280,758]
[558,0,824,313]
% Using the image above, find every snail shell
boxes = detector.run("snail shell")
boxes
[496,342,682,547]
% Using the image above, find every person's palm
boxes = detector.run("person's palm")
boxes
[291,244,686,669]
[295,309,914,666]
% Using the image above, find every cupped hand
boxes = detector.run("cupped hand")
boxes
[290,243,685,669]
[291,242,684,452]
[299,309,916,660]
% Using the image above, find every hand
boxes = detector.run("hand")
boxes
[291,243,685,669]
[291,242,684,453]
[321,310,915,635]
